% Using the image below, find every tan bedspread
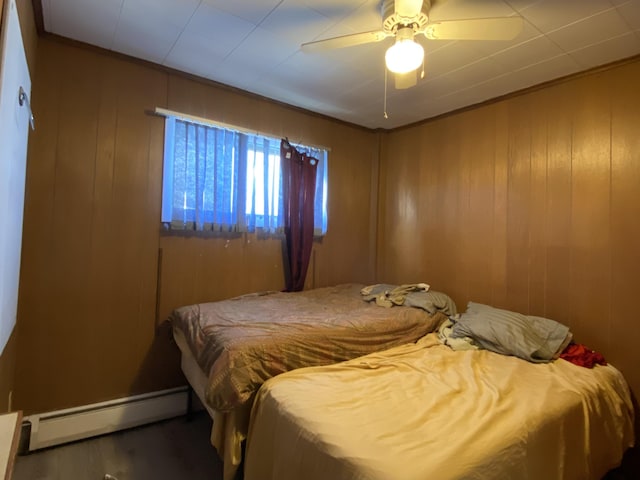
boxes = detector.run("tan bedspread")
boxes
[245,334,635,480]
[170,284,447,412]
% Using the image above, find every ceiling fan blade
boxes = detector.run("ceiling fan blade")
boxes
[424,17,523,41]
[394,71,417,90]
[395,0,424,19]
[301,30,390,52]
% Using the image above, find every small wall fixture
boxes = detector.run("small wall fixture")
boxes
[18,86,34,130]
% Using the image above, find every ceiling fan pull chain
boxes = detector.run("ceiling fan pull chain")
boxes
[383,67,389,119]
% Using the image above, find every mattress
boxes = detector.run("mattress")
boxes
[245,333,635,480]
[173,326,248,480]
[170,283,449,412]
[170,283,453,480]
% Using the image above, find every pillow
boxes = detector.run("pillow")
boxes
[404,291,458,316]
[450,302,571,363]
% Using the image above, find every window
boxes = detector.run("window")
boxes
[161,115,328,235]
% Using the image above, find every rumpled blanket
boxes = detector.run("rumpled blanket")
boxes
[360,283,430,307]
[437,317,479,351]
[361,283,458,316]
[450,302,573,363]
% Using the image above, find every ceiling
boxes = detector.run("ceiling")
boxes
[39,0,640,129]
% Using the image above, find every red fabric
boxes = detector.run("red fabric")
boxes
[559,343,607,368]
[281,139,318,292]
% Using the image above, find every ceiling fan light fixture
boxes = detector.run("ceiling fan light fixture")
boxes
[385,27,424,74]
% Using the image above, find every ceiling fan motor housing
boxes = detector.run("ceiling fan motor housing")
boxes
[382,0,431,34]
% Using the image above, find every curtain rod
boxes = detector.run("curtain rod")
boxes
[153,107,331,152]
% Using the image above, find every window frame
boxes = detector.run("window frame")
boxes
[158,109,329,237]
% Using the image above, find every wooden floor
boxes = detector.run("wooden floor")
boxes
[11,410,636,480]
[13,413,224,480]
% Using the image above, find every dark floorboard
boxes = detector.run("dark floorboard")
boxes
[13,412,223,480]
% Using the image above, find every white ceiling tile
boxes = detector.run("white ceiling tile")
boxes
[429,0,518,21]
[424,41,493,78]
[207,67,259,93]
[432,86,490,113]
[489,34,564,70]
[303,0,367,20]
[297,24,389,75]
[468,19,541,57]
[514,53,582,84]
[413,75,467,99]
[163,33,227,76]
[124,0,199,30]
[111,30,170,64]
[179,3,256,46]
[412,93,464,117]
[40,0,640,129]
[260,0,335,44]
[307,19,360,40]
[460,76,514,103]
[334,78,385,112]
[518,0,616,33]
[261,55,334,87]
[221,28,299,72]
[568,31,640,69]
[505,0,546,13]
[163,3,257,72]
[478,53,581,96]
[111,0,201,63]
[282,50,340,76]
[617,0,640,29]
[257,70,346,115]
[546,7,631,53]
[329,43,389,74]
[41,0,52,31]
[111,0,200,63]
[46,0,123,49]
[355,102,399,128]
[340,0,385,33]
[201,0,282,25]
[441,56,507,87]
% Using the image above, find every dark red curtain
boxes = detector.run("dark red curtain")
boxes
[280,139,318,292]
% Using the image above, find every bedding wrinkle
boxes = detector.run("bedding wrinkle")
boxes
[245,333,634,480]
[171,284,456,479]
[170,284,449,412]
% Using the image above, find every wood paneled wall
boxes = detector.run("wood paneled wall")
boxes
[0,331,17,412]
[157,74,379,320]
[13,20,640,427]
[0,0,37,412]
[379,59,640,410]
[15,37,378,414]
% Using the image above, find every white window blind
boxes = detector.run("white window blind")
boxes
[161,114,328,235]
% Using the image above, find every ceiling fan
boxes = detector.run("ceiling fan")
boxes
[301,0,523,90]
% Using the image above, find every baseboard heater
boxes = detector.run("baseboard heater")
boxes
[22,386,189,451]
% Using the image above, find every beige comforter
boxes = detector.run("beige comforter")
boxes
[245,333,635,480]
[170,284,448,412]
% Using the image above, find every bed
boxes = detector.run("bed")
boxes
[244,332,635,480]
[169,283,455,480]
